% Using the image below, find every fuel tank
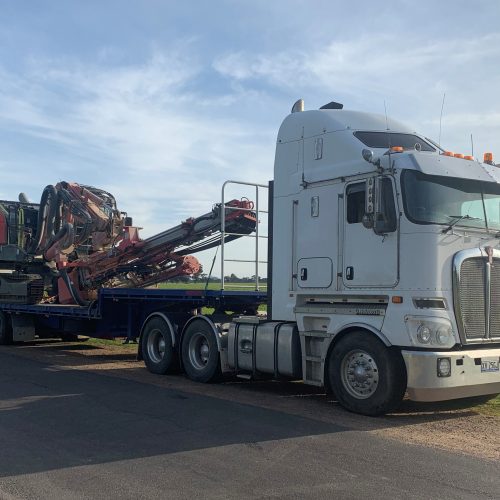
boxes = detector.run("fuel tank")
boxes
[227,319,302,379]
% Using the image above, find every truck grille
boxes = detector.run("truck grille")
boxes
[454,249,500,342]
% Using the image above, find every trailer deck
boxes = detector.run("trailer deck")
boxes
[0,287,267,341]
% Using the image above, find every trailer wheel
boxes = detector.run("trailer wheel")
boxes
[327,331,406,416]
[181,320,221,383]
[141,317,175,374]
[0,312,13,345]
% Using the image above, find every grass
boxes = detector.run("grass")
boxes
[85,337,138,349]
[476,394,500,416]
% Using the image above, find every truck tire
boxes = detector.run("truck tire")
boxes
[0,312,13,345]
[181,320,221,383]
[141,317,176,374]
[327,331,406,416]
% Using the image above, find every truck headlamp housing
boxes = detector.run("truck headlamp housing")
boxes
[405,316,456,349]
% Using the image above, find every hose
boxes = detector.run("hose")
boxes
[28,185,57,255]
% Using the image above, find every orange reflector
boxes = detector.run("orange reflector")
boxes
[454,153,464,158]
[464,155,474,160]
[484,152,494,164]
[390,146,404,153]
[392,296,403,304]
[443,151,454,157]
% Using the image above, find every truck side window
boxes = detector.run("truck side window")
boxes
[346,182,366,224]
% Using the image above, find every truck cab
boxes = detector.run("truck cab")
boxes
[267,101,500,414]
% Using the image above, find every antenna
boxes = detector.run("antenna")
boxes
[470,133,474,157]
[384,100,392,167]
[438,93,446,146]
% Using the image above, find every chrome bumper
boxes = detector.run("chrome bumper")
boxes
[402,348,500,402]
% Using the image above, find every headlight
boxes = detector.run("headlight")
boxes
[436,325,453,346]
[417,324,431,343]
[405,316,456,348]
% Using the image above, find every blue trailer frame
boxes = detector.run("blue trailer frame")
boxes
[0,287,267,342]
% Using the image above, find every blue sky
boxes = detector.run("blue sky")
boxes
[1,0,499,273]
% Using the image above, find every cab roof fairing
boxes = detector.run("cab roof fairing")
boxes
[394,152,500,184]
[276,109,414,144]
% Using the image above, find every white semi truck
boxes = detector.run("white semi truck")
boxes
[168,99,500,415]
[2,99,499,415]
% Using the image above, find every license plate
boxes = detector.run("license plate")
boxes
[481,358,500,372]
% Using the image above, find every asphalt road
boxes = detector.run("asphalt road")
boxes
[0,350,498,500]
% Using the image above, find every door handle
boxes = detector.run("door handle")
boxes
[300,267,308,281]
[346,266,354,280]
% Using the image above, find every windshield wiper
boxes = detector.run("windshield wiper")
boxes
[442,215,481,234]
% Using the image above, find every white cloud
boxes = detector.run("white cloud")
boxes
[214,32,500,157]
[0,47,275,279]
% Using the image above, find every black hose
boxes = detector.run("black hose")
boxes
[28,185,57,255]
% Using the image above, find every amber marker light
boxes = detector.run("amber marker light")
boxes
[443,151,454,157]
[484,152,494,164]
[390,146,404,153]
[454,153,464,158]
[392,296,403,304]
[464,155,474,160]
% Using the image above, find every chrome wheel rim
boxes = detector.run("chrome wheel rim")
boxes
[340,349,379,399]
[146,329,166,364]
[188,332,210,371]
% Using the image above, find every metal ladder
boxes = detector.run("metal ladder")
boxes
[220,180,268,291]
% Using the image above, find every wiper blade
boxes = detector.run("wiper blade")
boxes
[442,214,481,234]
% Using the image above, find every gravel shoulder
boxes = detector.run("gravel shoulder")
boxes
[3,339,499,462]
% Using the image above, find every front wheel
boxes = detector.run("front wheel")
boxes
[181,320,221,383]
[327,332,406,416]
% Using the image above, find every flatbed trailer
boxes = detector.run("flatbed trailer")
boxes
[0,287,267,345]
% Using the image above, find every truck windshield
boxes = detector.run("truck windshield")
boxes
[401,170,500,231]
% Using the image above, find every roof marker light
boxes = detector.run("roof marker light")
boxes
[454,153,464,158]
[443,151,454,157]
[484,152,494,165]
[464,155,474,161]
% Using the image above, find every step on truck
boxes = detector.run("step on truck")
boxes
[1,99,500,415]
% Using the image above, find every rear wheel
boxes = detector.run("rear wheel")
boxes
[0,312,12,345]
[181,320,221,383]
[327,331,406,416]
[141,317,176,374]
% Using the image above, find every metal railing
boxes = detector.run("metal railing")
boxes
[221,180,268,291]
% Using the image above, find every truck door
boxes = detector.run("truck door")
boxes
[342,177,399,288]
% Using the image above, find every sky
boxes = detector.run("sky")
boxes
[1,0,499,276]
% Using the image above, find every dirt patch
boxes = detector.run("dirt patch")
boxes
[3,340,500,461]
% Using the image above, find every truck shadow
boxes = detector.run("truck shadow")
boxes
[5,341,495,425]
[0,351,347,478]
